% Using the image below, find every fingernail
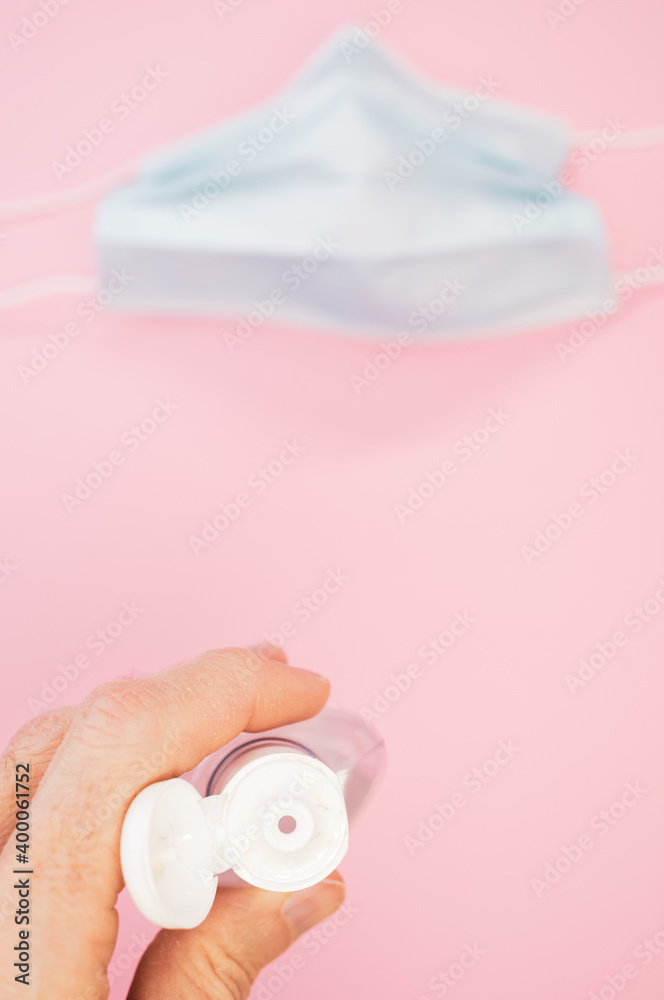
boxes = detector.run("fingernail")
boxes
[299,668,330,684]
[282,877,345,936]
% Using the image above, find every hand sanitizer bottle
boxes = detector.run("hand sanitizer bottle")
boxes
[120,708,385,929]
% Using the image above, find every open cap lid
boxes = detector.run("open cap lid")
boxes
[120,778,217,929]
[121,753,348,928]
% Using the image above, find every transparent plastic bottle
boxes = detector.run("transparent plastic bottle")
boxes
[120,708,385,929]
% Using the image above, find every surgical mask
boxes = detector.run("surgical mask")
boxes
[1,28,662,338]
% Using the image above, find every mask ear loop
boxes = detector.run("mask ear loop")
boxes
[572,124,664,297]
[0,274,98,311]
[0,159,137,224]
[613,266,664,287]
[572,124,664,150]
[0,160,138,310]
[609,263,664,315]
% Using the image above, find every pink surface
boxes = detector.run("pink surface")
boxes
[2,1,664,997]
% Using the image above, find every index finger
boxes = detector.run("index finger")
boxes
[37,647,329,842]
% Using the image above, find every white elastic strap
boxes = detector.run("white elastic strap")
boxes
[614,266,664,288]
[573,124,664,150]
[0,160,137,223]
[0,274,97,310]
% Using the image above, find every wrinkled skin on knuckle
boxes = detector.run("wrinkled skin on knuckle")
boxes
[0,746,18,790]
[7,707,61,746]
[138,930,256,1000]
[73,680,161,749]
[189,937,255,1000]
[0,749,21,847]
[2,708,70,773]
[193,648,265,706]
[1,712,70,844]
[203,647,264,681]
[220,647,265,685]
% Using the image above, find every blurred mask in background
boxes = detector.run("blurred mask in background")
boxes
[4,29,661,338]
[94,29,619,339]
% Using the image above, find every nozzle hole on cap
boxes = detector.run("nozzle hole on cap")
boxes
[278,815,297,834]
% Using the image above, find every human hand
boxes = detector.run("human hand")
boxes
[0,646,345,998]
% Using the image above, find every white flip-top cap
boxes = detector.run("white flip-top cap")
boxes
[120,778,217,929]
[121,751,348,929]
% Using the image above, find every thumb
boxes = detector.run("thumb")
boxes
[127,873,346,999]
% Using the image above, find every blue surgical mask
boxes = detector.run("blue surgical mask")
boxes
[1,28,662,337]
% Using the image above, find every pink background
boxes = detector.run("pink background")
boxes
[2,0,664,997]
